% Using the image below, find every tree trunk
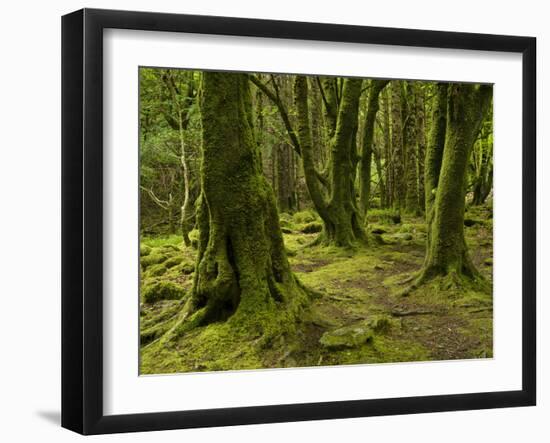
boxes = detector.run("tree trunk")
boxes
[390,81,405,211]
[326,78,365,246]
[420,83,492,281]
[382,88,393,207]
[359,80,389,217]
[404,82,420,214]
[169,72,308,337]
[414,82,427,211]
[294,76,365,247]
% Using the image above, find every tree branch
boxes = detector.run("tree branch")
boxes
[249,75,302,156]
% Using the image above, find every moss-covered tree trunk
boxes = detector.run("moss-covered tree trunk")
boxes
[359,79,389,217]
[326,78,365,246]
[382,88,393,207]
[414,82,427,211]
[294,76,365,247]
[471,113,493,206]
[423,83,448,262]
[420,83,492,281]
[170,72,308,337]
[404,82,420,214]
[390,81,405,211]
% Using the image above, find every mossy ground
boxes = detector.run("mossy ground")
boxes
[139,205,493,374]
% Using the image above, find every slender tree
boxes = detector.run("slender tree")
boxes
[358,79,389,217]
[403,82,420,214]
[414,82,427,211]
[470,110,494,205]
[390,81,405,211]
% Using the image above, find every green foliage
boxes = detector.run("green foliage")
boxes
[138,68,494,374]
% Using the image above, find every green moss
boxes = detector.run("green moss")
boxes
[142,234,183,249]
[147,263,168,277]
[139,206,493,374]
[300,221,323,234]
[292,210,318,224]
[164,256,183,269]
[140,252,168,269]
[177,262,195,275]
[142,281,186,304]
[368,208,401,225]
[319,316,392,350]
[140,244,152,256]
[320,325,373,349]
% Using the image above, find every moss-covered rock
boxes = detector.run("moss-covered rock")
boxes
[180,262,195,275]
[464,218,483,227]
[142,281,186,304]
[370,225,387,234]
[140,244,152,257]
[164,256,184,269]
[368,209,401,225]
[319,316,392,349]
[319,324,373,349]
[292,210,318,224]
[300,222,323,234]
[148,263,168,277]
[393,232,413,241]
[140,252,168,269]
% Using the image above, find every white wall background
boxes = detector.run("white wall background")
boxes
[0,0,546,441]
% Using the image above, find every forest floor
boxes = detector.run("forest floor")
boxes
[139,205,493,374]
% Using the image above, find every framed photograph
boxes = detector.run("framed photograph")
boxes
[61,8,536,435]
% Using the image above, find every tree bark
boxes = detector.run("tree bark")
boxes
[294,76,365,247]
[359,80,389,217]
[382,88,393,207]
[420,83,492,280]
[414,82,427,211]
[404,82,420,214]
[170,72,308,336]
[390,81,405,211]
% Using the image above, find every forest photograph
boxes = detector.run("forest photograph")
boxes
[138,67,494,375]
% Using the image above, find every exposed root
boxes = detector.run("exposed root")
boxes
[398,266,490,297]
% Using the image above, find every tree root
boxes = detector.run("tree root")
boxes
[391,309,437,317]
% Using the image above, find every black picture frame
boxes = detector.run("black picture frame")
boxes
[61,8,536,435]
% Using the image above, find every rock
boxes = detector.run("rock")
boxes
[285,247,297,257]
[292,210,317,224]
[140,244,152,257]
[301,222,323,234]
[371,226,387,235]
[319,325,373,350]
[319,316,391,349]
[180,262,195,274]
[142,281,185,304]
[140,252,168,269]
[164,256,183,269]
[393,233,413,241]
[148,263,167,277]
[464,218,482,227]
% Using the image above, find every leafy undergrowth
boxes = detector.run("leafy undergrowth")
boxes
[139,206,493,374]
